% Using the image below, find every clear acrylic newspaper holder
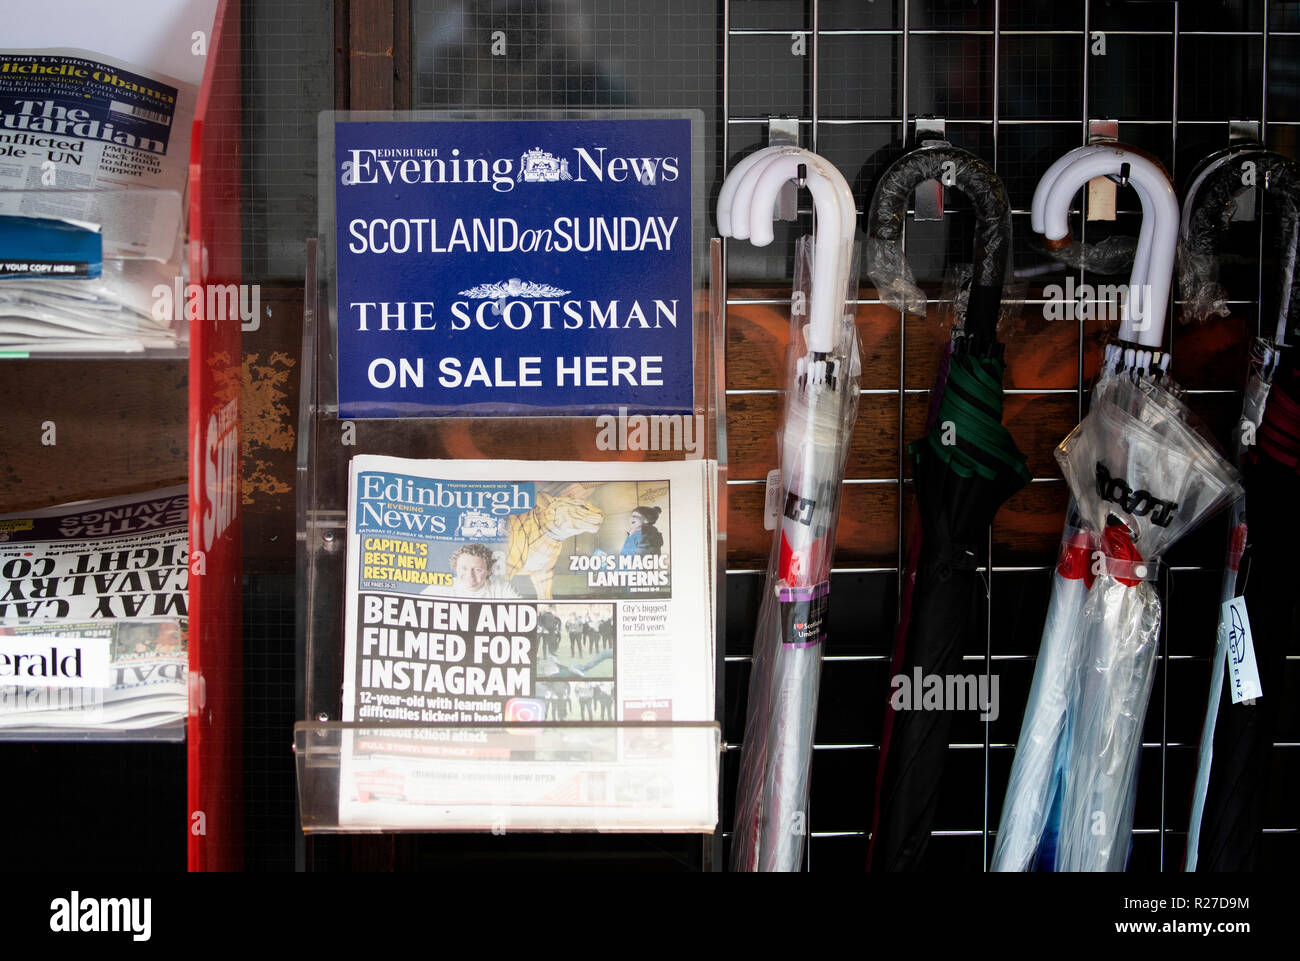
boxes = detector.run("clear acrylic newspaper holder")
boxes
[296,110,726,840]
[0,187,188,360]
[297,723,721,833]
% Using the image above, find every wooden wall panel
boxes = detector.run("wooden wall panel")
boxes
[0,361,188,514]
[723,287,1249,572]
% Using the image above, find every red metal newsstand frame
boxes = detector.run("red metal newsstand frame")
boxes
[186,0,243,872]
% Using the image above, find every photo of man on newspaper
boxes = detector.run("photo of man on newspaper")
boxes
[423,543,521,599]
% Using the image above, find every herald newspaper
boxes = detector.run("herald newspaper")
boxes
[0,486,188,733]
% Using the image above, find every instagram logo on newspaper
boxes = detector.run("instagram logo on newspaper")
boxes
[505,697,546,725]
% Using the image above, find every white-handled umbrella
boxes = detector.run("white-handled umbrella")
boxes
[993,145,1196,871]
[721,146,861,871]
[1054,376,1242,871]
[994,144,1165,870]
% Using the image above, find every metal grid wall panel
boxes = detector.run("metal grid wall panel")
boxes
[722,0,1298,872]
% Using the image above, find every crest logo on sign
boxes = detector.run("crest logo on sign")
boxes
[518,148,572,183]
[459,278,571,315]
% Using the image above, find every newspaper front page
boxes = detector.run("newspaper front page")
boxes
[337,455,718,830]
[0,486,188,734]
[0,48,194,260]
[0,49,194,350]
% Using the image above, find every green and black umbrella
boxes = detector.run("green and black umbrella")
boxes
[864,143,1030,870]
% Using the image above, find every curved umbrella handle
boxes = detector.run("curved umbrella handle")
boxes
[865,143,1011,339]
[1179,147,1300,344]
[1032,144,1111,235]
[747,151,856,354]
[1033,144,1156,290]
[1041,147,1179,347]
[726,145,805,241]
[718,146,857,357]
[717,145,787,237]
[1179,140,1260,244]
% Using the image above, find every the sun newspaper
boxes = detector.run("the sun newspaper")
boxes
[337,455,719,830]
[0,486,188,735]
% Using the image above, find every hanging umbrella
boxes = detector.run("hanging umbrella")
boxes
[1184,148,1300,871]
[992,143,1171,871]
[1195,374,1300,870]
[720,146,862,871]
[1053,375,1242,871]
[862,143,1030,871]
[1000,147,1241,872]
[1180,144,1280,873]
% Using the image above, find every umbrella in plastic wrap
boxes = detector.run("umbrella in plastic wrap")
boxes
[1183,148,1300,871]
[1052,376,1242,871]
[862,143,1031,871]
[992,145,1182,871]
[1177,143,1300,331]
[1195,375,1300,870]
[719,145,862,871]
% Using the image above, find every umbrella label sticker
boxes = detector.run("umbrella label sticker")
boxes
[1221,596,1263,703]
[763,469,781,531]
[777,581,829,648]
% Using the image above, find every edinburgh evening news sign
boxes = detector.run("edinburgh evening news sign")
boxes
[333,118,694,417]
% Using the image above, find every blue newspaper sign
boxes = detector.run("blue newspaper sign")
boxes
[333,118,694,417]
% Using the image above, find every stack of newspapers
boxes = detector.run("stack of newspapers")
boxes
[0,47,195,353]
[0,258,185,353]
[332,455,720,831]
[0,487,189,737]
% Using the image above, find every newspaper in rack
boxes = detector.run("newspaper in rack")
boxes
[0,48,195,352]
[0,49,194,260]
[0,486,188,735]
[338,455,718,830]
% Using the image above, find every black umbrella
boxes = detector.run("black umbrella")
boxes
[1187,149,1300,871]
[863,143,1030,870]
[1197,373,1300,870]
[1178,145,1300,330]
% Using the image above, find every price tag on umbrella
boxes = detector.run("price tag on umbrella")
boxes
[1221,596,1263,704]
[763,468,781,530]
